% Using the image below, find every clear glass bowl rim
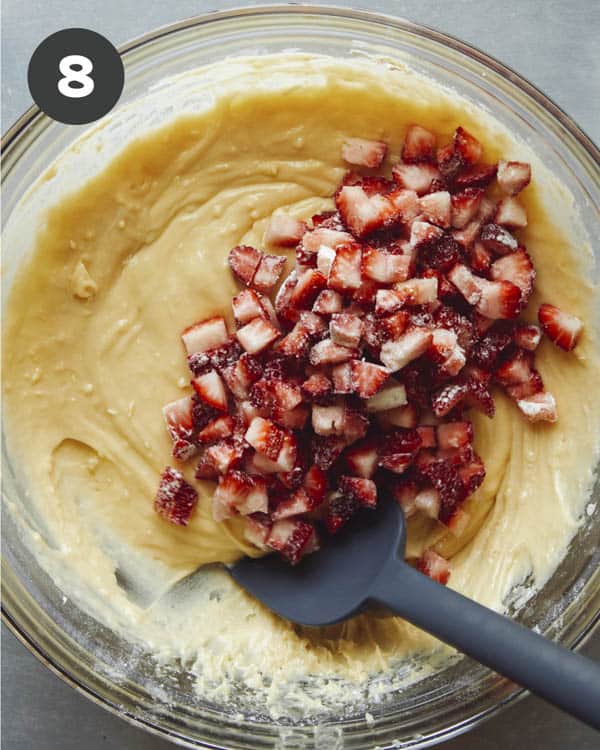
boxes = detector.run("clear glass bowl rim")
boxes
[2,4,599,750]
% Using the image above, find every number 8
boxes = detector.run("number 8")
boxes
[58,55,95,98]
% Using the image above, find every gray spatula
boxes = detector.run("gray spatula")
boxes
[230,498,600,729]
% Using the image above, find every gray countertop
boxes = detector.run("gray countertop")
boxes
[2,1,599,748]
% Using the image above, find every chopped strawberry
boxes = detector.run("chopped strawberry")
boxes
[311,435,346,470]
[433,305,476,353]
[429,329,467,376]
[366,380,408,412]
[303,465,328,502]
[362,246,411,283]
[181,316,229,356]
[228,245,262,286]
[431,382,469,417]
[312,402,346,436]
[328,313,363,349]
[451,188,484,229]
[243,514,273,549]
[309,338,357,366]
[221,353,261,399]
[454,162,497,190]
[392,163,440,195]
[205,439,245,474]
[275,272,300,323]
[275,322,311,359]
[514,324,542,351]
[335,185,396,238]
[402,125,437,163]
[477,279,522,320]
[289,268,328,309]
[342,405,369,443]
[375,279,438,316]
[417,549,450,585]
[380,327,433,372]
[267,519,318,564]
[264,215,306,247]
[472,311,495,336]
[420,235,463,274]
[468,241,493,273]
[462,365,496,417]
[301,227,354,257]
[191,370,228,412]
[378,428,423,473]
[437,141,465,182]
[316,244,336,277]
[415,487,441,519]
[393,479,419,517]
[341,137,387,168]
[470,326,513,370]
[325,492,359,534]
[154,467,198,526]
[271,487,322,520]
[162,395,198,461]
[418,191,452,228]
[452,219,482,251]
[349,360,390,399]
[338,476,377,508]
[252,253,287,292]
[197,415,235,444]
[497,160,531,196]
[479,223,519,255]
[388,188,421,224]
[444,507,471,535]
[380,403,419,429]
[245,417,284,460]
[517,391,558,423]
[236,317,280,354]
[331,362,353,394]
[313,289,343,315]
[417,425,437,448]
[495,197,527,229]
[328,243,363,291]
[490,248,535,306]
[379,311,410,342]
[495,349,544,401]
[448,263,484,305]
[410,220,445,251]
[195,452,219,481]
[344,438,379,478]
[232,289,268,326]
[458,453,486,494]
[538,303,583,351]
[454,127,483,165]
[301,372,333,403]
[235,475,270,515]
[437,421,473,450]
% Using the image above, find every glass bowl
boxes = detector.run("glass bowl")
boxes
[2,5,599,749]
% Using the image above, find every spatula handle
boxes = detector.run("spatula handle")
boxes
[370,559,600,730]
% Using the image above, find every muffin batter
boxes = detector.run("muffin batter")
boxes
[3,55,599,717]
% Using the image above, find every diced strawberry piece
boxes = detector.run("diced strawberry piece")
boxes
[312,402,346,436]
[495,197,527,229]
[325,492,359,534]
[378,428,423,473]
[205,439,244,474]
[361,246,411,283]
[195,452,219,480]
[418,191,452,228]
[379,311,410,342]
[420,235,463,274]
[479,223,519,255]
[490,248,535,307]
[235,475,269,515]
[341,137,387,168]
[331,362,353,394]
[275,323,310,361]
[309,338,357,366]
[264,215,306,247]
[380,403,419,429]
[431,382,469,417]
[437,421,473,450]
[338,476,377,508]
[410,220,445,251]
[538,303,583,351]
[366,380,408,412]
[329,313,363,348]
[252,254,287,292]
[236,317,280,354]
[517,391,558,423]
[380,327,433,372]
[454,162,498,190]
[271,487,322,520]
[275,272,300,323]
[228,245,262,286]
[316,245,336,277]
[350,360,390,399]
[458,453,486,494]
[451,188,484,229]
[311,210,344,229]
[267,519,318,564]
[392,163,440,195]
[417,425,437,448]
[470,326,513,370]
[454,127,483,165]
[342,406,369,443]
[328,243,363,291]
[374,281,436,317]
[303,465,328,502]
[221,354,261,400]
[191,370,228,411]
[301,372,333,403]
[351,278,379,308]
[495,349,544,401]
[335,185,396,238]
[433,305,476,353]
[197,415,234,444]
[301,227,355,259]
[437,141,465,182]
[182,316,229,356]
[275,433,298,473]
[276,403,310,431]
[388,188,421,224]
[393,479,419,517]
[232,289,267,326]
[288,268,327,310]
[344,438,379,478]
[402,125,437,164]
[477,279,521,320]
[429,329,466,376]
[154,467,198,526]
[245,417,284,460]
[514,324,542,351]
[187,337,244,378]
[497,160,531,196]
[243,514,273,549]
[313,289,343,315]
[417,549,450,585]
[311,435,346,470]
[462,366,496,417]
[162,395,198,461]
[472,311,495,336]
[418,457,468,515]
[452,219,482,251]
[415,487,441,519]
[245,450,280,475]
[468,241,493,273]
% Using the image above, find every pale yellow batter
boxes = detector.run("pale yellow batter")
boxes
[3,55,599,717]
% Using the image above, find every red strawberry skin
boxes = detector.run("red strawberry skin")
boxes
[154,467,198,525]
[538,304,583,351]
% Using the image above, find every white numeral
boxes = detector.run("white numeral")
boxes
[58,55,94,98]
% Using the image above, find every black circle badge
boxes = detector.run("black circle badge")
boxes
[28,28,124,125]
